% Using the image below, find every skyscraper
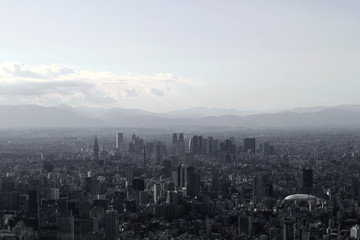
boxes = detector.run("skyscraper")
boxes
[154,184,161,203]
[29,190,40,214]
[172,133,178,145]
[116,132,123,149]
[187,172,200,197]
[303,168,313,188]
[253,176,263,205]
[104,209,119,240]
[93,135,99,160]
[244,138,256,153]
[179,133,184,142]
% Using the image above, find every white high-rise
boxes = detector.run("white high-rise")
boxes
[116,132,123,149]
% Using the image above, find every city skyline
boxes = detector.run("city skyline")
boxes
[1,1,360,111]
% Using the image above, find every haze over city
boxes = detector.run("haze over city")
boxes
[3,1,360,240]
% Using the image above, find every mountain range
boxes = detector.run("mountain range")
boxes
[1,104,360,129]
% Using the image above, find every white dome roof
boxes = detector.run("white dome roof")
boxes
[284,194,318,201]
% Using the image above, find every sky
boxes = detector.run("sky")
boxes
[0,1,360,112]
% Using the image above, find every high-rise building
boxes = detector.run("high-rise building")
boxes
[166,191,178,205]
[187,173,200,197]
[139,191,149,206]
[104,209,119,240]
[179,133,184,142]
[29,190,40,214]
[238,215,252,236]
[129,134,144,153]
[50,188,59,200]
[211,170,220,192]
[185,153,194,167]
[156,142,162,165]
[253,175,263,205]
[154,184,161,203]
[163,160,172,177]
[220,139,236,154]
[172,133,178,145]
[56,214,74,240]
[172,133,185,154]
[125,166,134,182]
[116,132,123,149]
[201,138,209,155]
[303,168,313,188]
[244,138,256,153]
[189,135,204,154]
[132,178,145,191]
[93,135,99,160]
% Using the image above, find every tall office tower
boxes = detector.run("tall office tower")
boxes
[166,191,178,205]
[163,160,172,178]
[172,133,178,145]
[179,165,187,188]
[50,188,59,200]
[189,136,196,154]
[185,153,194,167]
[29,189,40,230]
[220,139,236,154]
[201,138,209,155]
[116,132,123,149]
[187,172,200,197]
[29,190,40,214]
[189,135,203,154]
[238,215,252,236]
[154,184,161,203]
[178,133,185,154]
[132,178,145,191]
[303,168,313,188]
[143,145,146,168]
[93,135,99,160]
[171,167,179,187]
[351,178,359,201]
[139,191,149,206]
[211,170,220,192]
[125,166,134,182]
[104,209,119,240]
[244,138,256,153]
[253,175,263,205]
[179,133,184,142]
[56,214,74,240]
[198,136,203,154]
[263,142,270,154]
[207,137,214,155]
[263,142,275,154]
[156,142,162,165]
[212,139,220,153]
[170,155,179,168]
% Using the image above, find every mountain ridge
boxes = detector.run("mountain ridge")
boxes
[1,104,360,129]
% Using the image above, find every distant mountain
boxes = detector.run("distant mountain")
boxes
[291,104,360,113]
[2,104,360,129]
[166,107,259,117]
[0,105,101,128]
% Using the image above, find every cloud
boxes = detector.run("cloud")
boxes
[150,88,165,97]
[0,63,185,107]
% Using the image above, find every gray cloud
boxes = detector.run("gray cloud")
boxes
[0,81,93,96]
[151,88,165,97]
[4,63,74,79]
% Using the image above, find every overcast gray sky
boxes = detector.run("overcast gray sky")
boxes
[0,1,359,112]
